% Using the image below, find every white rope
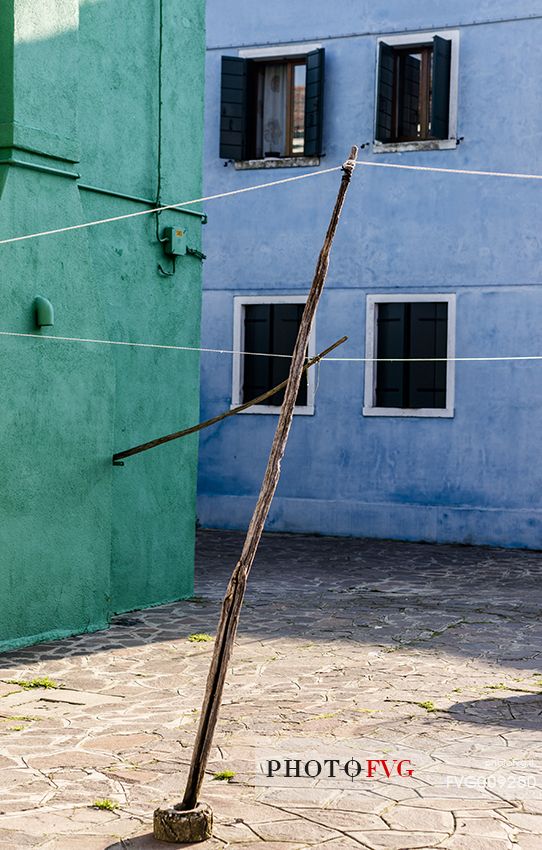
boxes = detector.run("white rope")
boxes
[359,159,542,181]
[2,155,542,248]
[0,329,290,357]
[1,330,541,362]
[0,166,342,246]
[327,355,542,362]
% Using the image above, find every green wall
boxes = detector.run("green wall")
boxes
[0,0,205,650]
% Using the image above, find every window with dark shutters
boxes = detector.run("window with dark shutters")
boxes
[243,303,307,405]
[375,302,448,409]
[375,36,452,144]
[219,50,325,160]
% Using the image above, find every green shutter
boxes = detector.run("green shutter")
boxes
[408,302,448,408]
[375,42,394,143]
[431,36,452,140]
[304,48,325,156]
[375,302,407,408]
[220,56,249,160]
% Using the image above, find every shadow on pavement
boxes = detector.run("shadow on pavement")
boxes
[1,530,541,679]
[449,692,542,730]
[106,834,210,848]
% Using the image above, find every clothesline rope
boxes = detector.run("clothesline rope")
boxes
[0,166,343,246]
[1,329,541,362]
[357,159,542,181]
[2,155,542,247]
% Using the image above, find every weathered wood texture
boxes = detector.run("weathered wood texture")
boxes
[113,337,347,462]
[181,146,358,811]
[153,802,213,842]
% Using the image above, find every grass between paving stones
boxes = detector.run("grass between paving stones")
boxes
[1,715,37,722]
[7,677,60,690]
[92,799,120,811]
[212,770,235,781]
[187,633,213,643]
[308,712,339,720]
[485,681,542,694]
[417,700,437,712]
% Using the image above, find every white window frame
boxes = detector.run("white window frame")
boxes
[232,295,316,415]
[373,29,460,154]
[363,293,456,418]
[238,43,322,60]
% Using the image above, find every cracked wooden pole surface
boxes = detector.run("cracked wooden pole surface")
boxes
[154,145,358,839]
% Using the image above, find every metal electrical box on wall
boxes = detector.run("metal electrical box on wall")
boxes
[163,226,187,256]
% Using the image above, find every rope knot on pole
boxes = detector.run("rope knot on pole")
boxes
[342,145,359,176]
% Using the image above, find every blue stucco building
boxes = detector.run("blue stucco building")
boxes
[197,0,542,549]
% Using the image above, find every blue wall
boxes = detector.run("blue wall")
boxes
[197,1,542,548]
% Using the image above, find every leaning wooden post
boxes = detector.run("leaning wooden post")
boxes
[153,145,358,843]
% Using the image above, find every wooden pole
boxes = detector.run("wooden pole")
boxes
[112,336,347,463]
[181,146,358,811]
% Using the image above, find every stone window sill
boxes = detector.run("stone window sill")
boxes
[234,156,320,170]
[373,139,457,154]
[231,403,315,415]
[363,406,454,418]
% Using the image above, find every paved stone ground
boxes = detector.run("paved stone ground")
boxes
[1,531,542,850]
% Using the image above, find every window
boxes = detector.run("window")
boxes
[375,33,457,147]
[232,297,315,414]
[220,49,325,162]
[253,60,306,158]
[364,295,455,418]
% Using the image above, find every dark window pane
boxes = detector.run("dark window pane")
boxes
[375,302,407,408]
[244,304,272,399]
[242,304,307,406]
[397,52,422,139]
[381,44,435,143]
[375,301,448,409]
[408,302,448,408]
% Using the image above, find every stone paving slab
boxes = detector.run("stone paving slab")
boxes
[0,530,541,849]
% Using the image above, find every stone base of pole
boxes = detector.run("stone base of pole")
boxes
[153,801,213,843]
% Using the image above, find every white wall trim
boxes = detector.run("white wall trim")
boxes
[363,293,456,418]
[373,29,460,150]
[232,295,316,415]
[239,43,322,59]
